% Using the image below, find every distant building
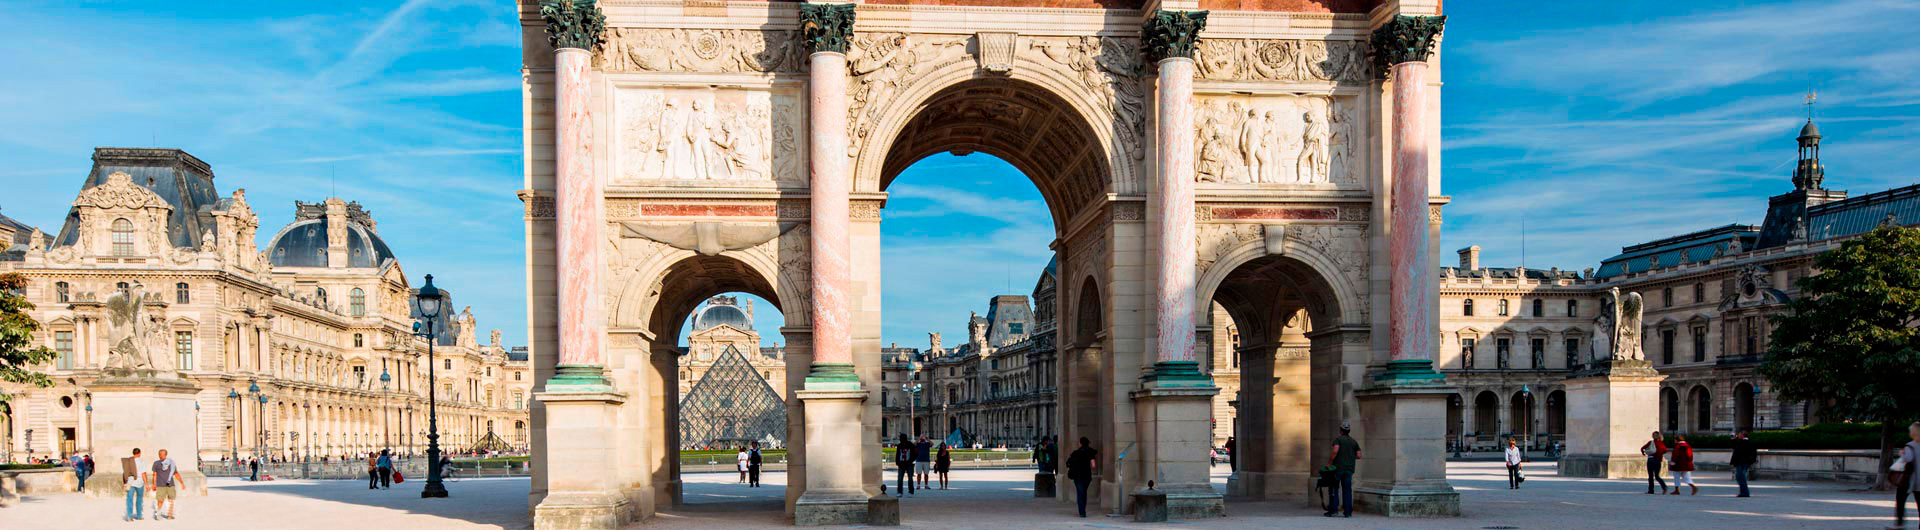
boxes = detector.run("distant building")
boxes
[677,295,788,400]
[0,147,529,463]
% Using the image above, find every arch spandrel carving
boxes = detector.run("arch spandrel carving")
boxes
[1194,226,1365,331]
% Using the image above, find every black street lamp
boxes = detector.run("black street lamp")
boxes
[414,274,449,498]
[381,368,392,452]
[228,389,241,462]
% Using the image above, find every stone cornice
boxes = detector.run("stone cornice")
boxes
[1142,9,1208,62]
[1368,14,1443,76]
[799,3,857,54]
[541,0,608,51]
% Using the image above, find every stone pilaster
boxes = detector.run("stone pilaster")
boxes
[802,2,858,389]
[1143,9,1210,385]
[1352,14,1458,518]
[544,0,612,391]
[793,389,869,525]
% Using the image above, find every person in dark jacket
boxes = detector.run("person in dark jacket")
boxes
[1065,437,1098,518]
[1730,431,1757,497]
[1641,431,1669,494]
[894,434,916,496]
[934,443,952,489]
[747,441,764,488]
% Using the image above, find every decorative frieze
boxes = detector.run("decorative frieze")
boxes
[850,200,883,220]
[1196,39,1368,83]
[597,28,805,74]
[1205,206,1339,221]
[1195,95,1357,185]
[1113,202,1145,221]
[540,0,607,51]
[605,200,780,218]
[1369,15,1446,76]
[1142,10,1209,62]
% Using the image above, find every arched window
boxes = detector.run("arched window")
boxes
[315,288,327,304]
[1662,287,1674,307]
[175,282,190,304]
[353,333,364,348]
[111,218,135,256]
[350,288,366,317]
[1463,299,1474,316]
[55,282,69,303]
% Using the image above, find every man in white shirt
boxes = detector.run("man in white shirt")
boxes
[1504,439,1524,489]
[123,448,146,521]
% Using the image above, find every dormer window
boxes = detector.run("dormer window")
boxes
[111,218,135,256]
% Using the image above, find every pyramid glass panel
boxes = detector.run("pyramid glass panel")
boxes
[678,345,788,449]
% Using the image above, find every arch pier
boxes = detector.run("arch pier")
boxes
[518,1,1460,527]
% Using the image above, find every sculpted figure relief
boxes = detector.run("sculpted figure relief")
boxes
[847,33,970,156]
[1032,36,1146,160]
[1196,95,1353,185]
[598,28,804,73]
[620,89,798,183]
[104,282,166,373]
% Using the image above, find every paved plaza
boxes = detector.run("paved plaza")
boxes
[0,462,1898,529]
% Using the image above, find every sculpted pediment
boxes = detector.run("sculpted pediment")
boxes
[75,172,170,211]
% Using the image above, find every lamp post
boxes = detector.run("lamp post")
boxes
[381,369,392,452]
[1520,385,1533,451]
[248,381,263,460]
[228,389,241,462]
[406,403,416,457]
[414,274,449,498]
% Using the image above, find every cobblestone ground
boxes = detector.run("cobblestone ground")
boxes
[1,462,1898,529]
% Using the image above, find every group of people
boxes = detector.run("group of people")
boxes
[733,442,765,487]
[1639,430,1709,496]
[119,447,185,522]
[364,450,398,489]
[891,434,953,495]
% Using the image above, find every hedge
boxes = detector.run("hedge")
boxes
[0,463,60,471]
[1686,423,1882,450]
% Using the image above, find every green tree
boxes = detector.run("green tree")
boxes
[1761,225,1920,488]
[1,272,59,403]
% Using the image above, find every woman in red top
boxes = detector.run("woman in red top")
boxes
[1640,431,1668,494]
[1669,435,1697,495]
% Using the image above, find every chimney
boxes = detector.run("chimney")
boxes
[1458,245,1481,270]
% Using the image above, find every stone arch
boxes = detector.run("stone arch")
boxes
[854,57,1130,224]
[1733,381,1755,433]
[1473,390,1501,441]
[1196,239,1358,334]
[1688,385,1713,433]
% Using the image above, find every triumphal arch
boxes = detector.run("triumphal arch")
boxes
[517,0,1455,526]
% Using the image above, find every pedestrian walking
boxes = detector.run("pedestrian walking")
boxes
[1065,437,1097,518]
[71,452,88,491]
[747,441,764,487]
[894,434,916,496]
[1325,421,1360,518]
[1669,435,1697,495]
[1641,431,1669,494]
[1890,421,1918,530]
[935,443,951,490]
[84,454,96,487]
[123,448,146,521]
[1504,438,1524,489]
[1730,431,1756,498]
[249,457,260,482]
[152,448,183,520]
[1224,436,1237,471]
[737,446,749,483]
[915,435,933,490]
[367,452,381,489]
[378,450,394,489]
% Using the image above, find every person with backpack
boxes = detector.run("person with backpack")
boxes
[1641,431,1669,494]
[1669,434,1697,495]
[747,441,764,487]
[893,434,915,496]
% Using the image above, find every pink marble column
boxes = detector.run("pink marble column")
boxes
[1388,60,1432,363]
[808,51,855,382]
[553,47,606,380]
[1154,57,1198,369]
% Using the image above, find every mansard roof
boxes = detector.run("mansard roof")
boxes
[0,209,36,262]
[1595,224,1758,279]
[1805,183,1920,241]
[54,148,220,250]
[1438,266,1580,281]
[265,200,397,269]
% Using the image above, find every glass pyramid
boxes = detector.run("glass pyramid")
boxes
[678,345,788,450]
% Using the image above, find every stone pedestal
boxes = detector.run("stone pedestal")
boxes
[794,389,869,526]
[1560,359,1665,479]
[533,390,632,530]
[84,374,204,498]
[1034,472,1056,497]
[866,494,900,526]
[1130,488,1168,522]
[1353,381,1459,517]
[1130,386,1223,519]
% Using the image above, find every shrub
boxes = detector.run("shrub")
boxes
[1686,423,1881,450]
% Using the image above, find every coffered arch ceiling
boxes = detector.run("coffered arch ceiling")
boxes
[879,78,1109,228]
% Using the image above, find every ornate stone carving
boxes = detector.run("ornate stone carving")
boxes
[618,221,798,256]
[104,282,166,373]
[1031,36,1147,160]
[1196,223,1263,273]
[1195,95,1354,185]
[605,199,638,218]
[1287,224,1369,287]
[598,28,804,74]
[1593,286,1643,361]
[75,172,169,210]
[850,200,882,220]
[1369,15,1446,76]
[540,0,607,51]
[776,199,808,219]
[800,3,857,54]
[618,88,800,183]
[1112,202,1145,221]
[847,33,971,156]
[1196,39,1367,83]
[1428,205,1443,224]
[977,32,1017,73]
[1338,205,1368,222]
[518,190,555,219]
[1142,10,1208,62]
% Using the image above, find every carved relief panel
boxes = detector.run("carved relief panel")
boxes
[1195,39,1368,84]
[614,86,804,186]
[1194,94,1358,187]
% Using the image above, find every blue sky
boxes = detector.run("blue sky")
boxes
[3,1,1915,349]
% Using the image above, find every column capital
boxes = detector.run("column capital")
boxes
[1369,15,1446,77]
[1142,9,1209,63]
[539,0,607,51]
[799,3,858,55]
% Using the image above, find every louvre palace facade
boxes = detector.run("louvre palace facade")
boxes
[0,147,531,463]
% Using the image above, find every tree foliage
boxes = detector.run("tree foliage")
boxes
[0,272,59,402]
[1761,225,1920,487]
